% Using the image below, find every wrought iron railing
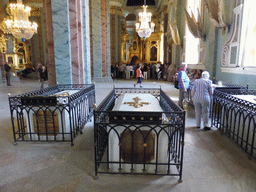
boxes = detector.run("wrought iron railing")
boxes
[9,84,95,146]
[211,89,256,159]
[94,88,185,182]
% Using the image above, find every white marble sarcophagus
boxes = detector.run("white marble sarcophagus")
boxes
[9,84,95,146]
[94,88,185,182]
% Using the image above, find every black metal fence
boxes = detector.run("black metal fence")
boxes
[211,88,256,159]
[9,84,95,146]
[94,88,185,182]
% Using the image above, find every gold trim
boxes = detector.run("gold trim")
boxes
[123,97,150,108]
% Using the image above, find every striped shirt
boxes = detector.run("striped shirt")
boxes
[192,78,212,100]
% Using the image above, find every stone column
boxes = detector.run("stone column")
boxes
[110,3,122,65]
[90,0,112,82]
[82,0,92,84]
[50,0,72,84]
[69,0,84,84]
[163,13,168,63]
[43,0,56,86]
[44,0,92,86]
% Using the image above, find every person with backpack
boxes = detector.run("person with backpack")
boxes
[177,62,190,109]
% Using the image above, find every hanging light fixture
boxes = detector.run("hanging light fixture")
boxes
[135,0,155,39]
[5,0,38,42]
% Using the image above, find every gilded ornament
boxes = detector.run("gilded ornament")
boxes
[250,48,255,57]
[123,97,150,108]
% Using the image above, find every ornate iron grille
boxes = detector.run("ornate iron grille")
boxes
[9,84,95,146]
[94,88,185,182]
[211,89,256,159]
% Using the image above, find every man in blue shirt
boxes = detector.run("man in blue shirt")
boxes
[178,63,190,108]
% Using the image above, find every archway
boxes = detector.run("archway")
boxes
[130,56,138,66]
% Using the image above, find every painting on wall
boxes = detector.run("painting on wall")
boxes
[7,56,13,64]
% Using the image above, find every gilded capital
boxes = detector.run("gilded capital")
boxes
[110,6,122,16]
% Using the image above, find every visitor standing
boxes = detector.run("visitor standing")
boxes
[151,64,156,79]
[178,63,190,109]
[126,64,130,79]
[156,63,161,80]
[4,62,11,86]
[191,71,212,130]
[143,64,148,80]
[37,63,46,89]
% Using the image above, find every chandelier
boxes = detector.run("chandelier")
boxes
[5,0,37,41]
[135,0,155,39]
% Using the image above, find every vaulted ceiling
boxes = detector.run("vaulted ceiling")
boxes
[126,0,156,6]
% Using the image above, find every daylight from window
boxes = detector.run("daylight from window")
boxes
[185,0,200,65]
[240,0,256,67]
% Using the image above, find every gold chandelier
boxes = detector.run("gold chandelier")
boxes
[135,0,155,39]
[5,0,37,41]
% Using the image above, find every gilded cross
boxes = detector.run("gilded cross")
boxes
[123,97,150,108]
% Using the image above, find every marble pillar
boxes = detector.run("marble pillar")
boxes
[90,0,112,82]
[43,0,56,86]
[110,4,122,66]
[51,0,72,84]
[44,0,93,86]
[101,0,108,78]
[82,0,92,84]
[69,0,84,84]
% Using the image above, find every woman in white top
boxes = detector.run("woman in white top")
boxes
[191,71,212,130]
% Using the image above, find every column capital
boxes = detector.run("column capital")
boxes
[110,6,122,15]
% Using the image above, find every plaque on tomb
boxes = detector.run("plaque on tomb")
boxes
[33,110,59,135]
[120,130,155,163]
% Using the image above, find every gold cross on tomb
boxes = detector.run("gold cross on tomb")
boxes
[123,97,150,108]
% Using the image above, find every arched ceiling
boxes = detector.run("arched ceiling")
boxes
[126,0,156,6]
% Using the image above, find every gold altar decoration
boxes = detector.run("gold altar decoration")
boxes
[4,37,31,69]
[33,110,59,135]
[4,0,38,40]
[0,35,8,53]
[123,97,150,108]
[120,130,155,163]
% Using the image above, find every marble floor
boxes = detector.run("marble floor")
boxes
[0,78,256,192]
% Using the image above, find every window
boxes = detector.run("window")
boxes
[184,0,200,65]
[222,0,256,74]
[239,0,256,67]
[225,4,243,67]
